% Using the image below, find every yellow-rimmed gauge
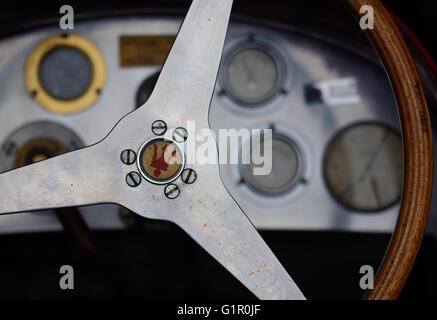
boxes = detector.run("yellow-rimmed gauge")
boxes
[324,123,403,212]
[25,33,106,115]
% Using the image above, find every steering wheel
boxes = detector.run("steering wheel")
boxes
[0,0,432,300]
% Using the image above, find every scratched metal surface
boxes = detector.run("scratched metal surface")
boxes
[0,0,305,300]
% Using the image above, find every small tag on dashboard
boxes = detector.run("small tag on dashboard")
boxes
[119,35,175,67]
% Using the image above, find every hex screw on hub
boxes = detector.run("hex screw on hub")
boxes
[120,149,136,165]
[126,171,142,187]
[164,184,180,199]
[173,127,188,142]
[181,168,197,184]
[152,120,167,136]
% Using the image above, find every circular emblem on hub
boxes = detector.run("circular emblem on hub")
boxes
[137,138,185,184]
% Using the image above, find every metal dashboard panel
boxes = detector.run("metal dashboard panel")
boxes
[0,17,400,234]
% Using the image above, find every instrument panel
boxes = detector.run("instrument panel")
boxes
[324,122,402,212]
[0,17,405,234]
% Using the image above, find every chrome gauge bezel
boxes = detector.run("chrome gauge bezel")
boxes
[228,123,311,205]
[220,35,288,107]
[322,121,403,213]
[239,133,305,196]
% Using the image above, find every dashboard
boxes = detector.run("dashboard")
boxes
[0,16,413,235]
[0,0,437,301]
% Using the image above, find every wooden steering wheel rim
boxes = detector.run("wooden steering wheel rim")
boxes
[344,0,433,299]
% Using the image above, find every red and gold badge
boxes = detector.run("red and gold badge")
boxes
[137,138,184,184]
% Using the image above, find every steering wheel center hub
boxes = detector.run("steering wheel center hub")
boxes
[137,137,185,185]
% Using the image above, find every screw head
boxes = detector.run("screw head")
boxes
[126,171,142,187]
[173,127,188,142]
[164,183,180,199]
[121,149,136,165]
[152,120,167,136]
[181,168,197,184]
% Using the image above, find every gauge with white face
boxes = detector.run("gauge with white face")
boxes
[224,46,281,105]
[324,123,403,212]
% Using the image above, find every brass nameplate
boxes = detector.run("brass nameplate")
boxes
[120,35,176,67]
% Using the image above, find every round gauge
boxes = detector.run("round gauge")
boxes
[39,46,92,101]
[25,33,106,115]
[0,121,84,172]
[242,135,302,195]
[224,46,282,105]
[324,123,403,212]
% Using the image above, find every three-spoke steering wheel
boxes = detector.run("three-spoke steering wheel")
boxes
[0,0,432,299]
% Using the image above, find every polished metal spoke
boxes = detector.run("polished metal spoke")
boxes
[0,0,305,299]
[143,0,234,123]
[0,143,118,215]
[132,162,306,300]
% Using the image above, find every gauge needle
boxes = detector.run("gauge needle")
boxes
[340,184,352,199]
[0,0,304,300]
[358,132,390,183]
[246,64,254,81]
[242,59,256,90]
[371,177,382,207]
